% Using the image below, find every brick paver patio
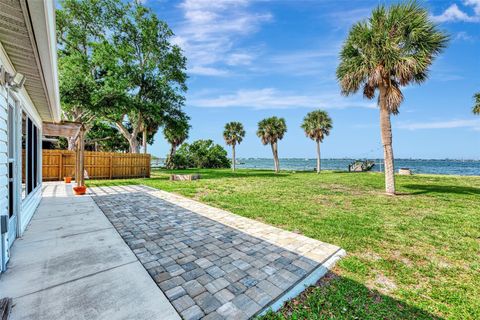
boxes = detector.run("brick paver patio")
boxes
[91,185,344,320]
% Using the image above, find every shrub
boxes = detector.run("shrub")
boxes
[171,139,230,169]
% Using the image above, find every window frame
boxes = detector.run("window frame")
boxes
[21,111,41,201]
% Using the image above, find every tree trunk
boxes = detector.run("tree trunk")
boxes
[232,145,236,172]
[116,119,141,154]
[379,86,396,195]
[67,136,76,151]
[271,142,279,173]
[166,144,176,168]
[316,140,321,174]
[142,130,147,154]
[270,143,277,172]
[129,139,140,153]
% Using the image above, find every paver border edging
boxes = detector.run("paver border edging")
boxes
[257,248,346,316]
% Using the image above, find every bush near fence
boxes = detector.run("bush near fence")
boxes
[42,150,151,181]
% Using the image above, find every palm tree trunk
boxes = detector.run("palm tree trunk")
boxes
[232,145,236,172]
[166,144,176,168]
[316,140,321,174]
[273,142,280,173]
[270,143,277,173]
[379,86,396,195]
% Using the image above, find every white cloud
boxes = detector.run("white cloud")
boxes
[397,119,480,130]
[189,66,229,76]
[175,0,272,76]
[328,8,372,29]
[256,47,340,77]
[432,1,480,23]
[189,88,376,110]
[454,31,475,41]
[465,0,480,14]
[226,52,255,66]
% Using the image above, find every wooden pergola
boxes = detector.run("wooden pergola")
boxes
[43,121,86,187]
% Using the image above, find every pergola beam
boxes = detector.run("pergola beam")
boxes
[43,121,82,138]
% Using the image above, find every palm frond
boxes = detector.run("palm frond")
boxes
[474,92,480,115]
[301,110,332,142]
[223,122,246,146]
[336,1,449,114]
[257,117,287,145]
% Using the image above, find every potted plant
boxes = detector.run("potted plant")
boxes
[64,176,72,183]
[73,185,87,195]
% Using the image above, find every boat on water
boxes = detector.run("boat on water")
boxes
[348,160,375,172]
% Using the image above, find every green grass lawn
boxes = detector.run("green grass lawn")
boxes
[87,169,480,319]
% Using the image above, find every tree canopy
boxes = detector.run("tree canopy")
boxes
[56,0,188,153]
[336,1,448,114]
[474,93,480,115]
[301,110,332,142]
[223,122,245,147]
[256,117,287,145]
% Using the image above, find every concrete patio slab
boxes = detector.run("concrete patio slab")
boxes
[91,185,345,320]
[11,262,178,320]
[0,182,180,320]
[18,207,113,244]
[0,228,137,298]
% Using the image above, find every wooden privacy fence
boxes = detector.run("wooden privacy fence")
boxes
[42,150,151,181]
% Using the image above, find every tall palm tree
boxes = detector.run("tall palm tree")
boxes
[223,122,246,172]
[163,118,190,169]
[301,110,332,173]
[337,2,448,194]
[473,93,480,115]
[257,117,287,173]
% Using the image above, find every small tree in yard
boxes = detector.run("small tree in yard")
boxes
[257,117,287,173]
[223,122,245,172]
[301,110,332,173]
[337,2,448,194]
[164,112,190,169]
[473,93,480,115]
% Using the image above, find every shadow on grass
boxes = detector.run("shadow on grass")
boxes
[154,169,290,180]
[260,272,441,320]
[403,184,480,195]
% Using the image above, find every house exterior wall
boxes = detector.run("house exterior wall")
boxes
[1,41,43,271]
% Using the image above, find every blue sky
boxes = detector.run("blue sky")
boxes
[145,0,480,159]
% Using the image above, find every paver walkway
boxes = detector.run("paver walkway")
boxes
[91,185,345,320]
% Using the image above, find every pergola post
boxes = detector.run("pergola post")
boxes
[75,139,80,184]
[78,127,85,187]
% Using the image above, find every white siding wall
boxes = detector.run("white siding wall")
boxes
[0,79,8,271]
[0,43,43,239]
[0,84,8,223]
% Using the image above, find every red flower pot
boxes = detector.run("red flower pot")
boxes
[73,186,87,195]
[64,176,72,183]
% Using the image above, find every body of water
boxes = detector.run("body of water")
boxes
[152,158,480,176]
[235,158,480,176]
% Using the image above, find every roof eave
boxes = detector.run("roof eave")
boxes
[23,0,61,123]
